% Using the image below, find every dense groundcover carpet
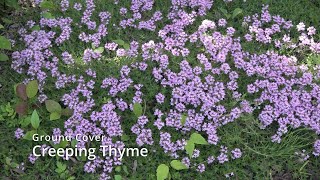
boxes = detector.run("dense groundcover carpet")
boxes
[0,0,320,179]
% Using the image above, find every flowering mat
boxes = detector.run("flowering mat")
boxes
[0,0,320,179]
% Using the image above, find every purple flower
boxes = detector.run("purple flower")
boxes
[15,128,24,139]
[218,18,227,27]
[74,3,82,11]
[116,48,127,57]
[231,148,242,159]
[197,164,205,173]
[155,93,165,104]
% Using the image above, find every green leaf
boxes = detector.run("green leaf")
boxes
[40,1,55,9]
[45,100,62,113]
[50,112,61,120]
[133,103,143,117]
[121,134,130,141]
[122,165,129,175]
[26,80,38,98]
[5,157,11,165]
[114,175,122,180]
[20,116,31,127]
[232,8,243,19]
[42,12,55,19]
[57,161,67,171]
[0,24,4,29]
[54,168,63,174]
[61,108,73,116]
[71,139,77,148]
[113,39,125,46]
[123,43,130,50]
[0,36,11,50]
[91,43,96,49]
[38,130,47,136]
[31,25,40,31]
[170,160,188,170]
[58,140,68,148]
[10,162,19,168]
[185,140,195,158]
[168,172,172,180]
[180,114,187,125]
[67,177,76,180]
[115,166,121,172]
[0,53,9,61]
[157,164,169,180]
[190,133,208,145]
[219,8,230,19]
[31,110,40,129]
[94,47,104,53]
[24,130,36,140]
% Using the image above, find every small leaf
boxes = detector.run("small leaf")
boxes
[61,108,73,116]
[55,168,64,174]
[26,80,38,98]
[123,43,130,50]
[42,12,55,19]
[232,8,243,19]
[0,53,9,61]
[185,140,195,158]
[40,1,55,9]
[5,157,11,165]
[115,166,121,172]
[67,177,76,180]
[114,175,122,180]
[156,164,169,180]
[38,130,47,136]
[0,24,4,29]
[57,161,66,171]
[219,8,230,19]
[71,139,77,148]
[10,162,19,168]
[24,130,36,140]
[0,36,11,50]
[113,39,125,46]
[16,84,27,100]
[91,43,96,49]
[45,100,62,113]
[20,116,31,127]
[133,103,142,117]
[121,134,130,141]
[58,140,68,148]
[190,133,208,145]
[15,102,28,116]
[122,165,129,175]
[31,25,40,31]
[94,47,104,53]
[170,160,188,170]
[50,112,61,120]
[180,114,187,125]
[31,110,40,129]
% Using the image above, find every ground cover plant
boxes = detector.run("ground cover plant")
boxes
[0,0,320,179]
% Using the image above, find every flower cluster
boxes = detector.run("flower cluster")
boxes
[10,0,320,179]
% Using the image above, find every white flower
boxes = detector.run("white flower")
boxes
[296,22,305,31]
